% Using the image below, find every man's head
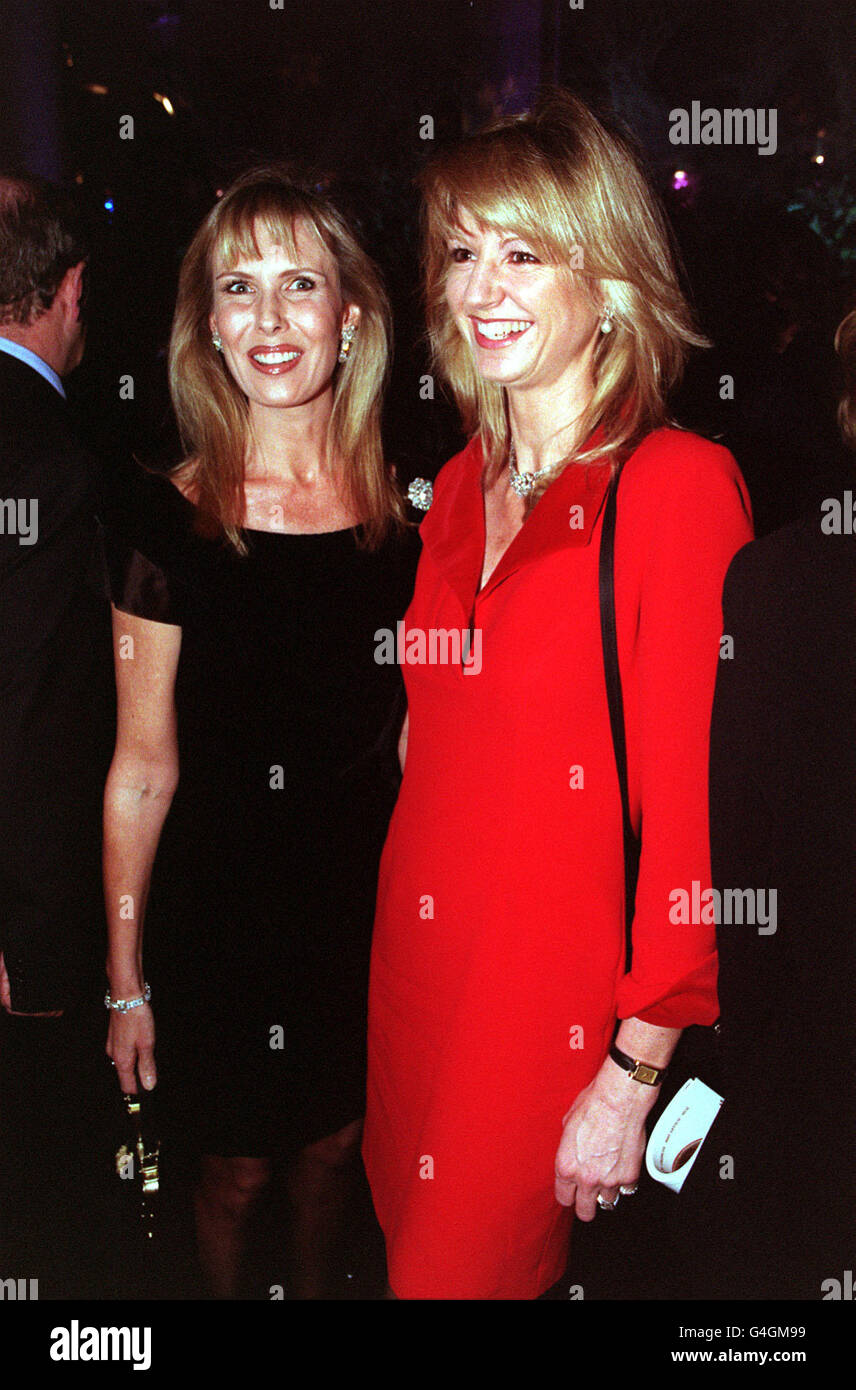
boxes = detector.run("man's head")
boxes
[0,174,89,378]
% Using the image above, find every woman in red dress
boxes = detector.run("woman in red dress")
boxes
[362,91,753,1299]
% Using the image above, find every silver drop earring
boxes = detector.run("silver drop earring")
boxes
[338,323,356,363]
[600,306,614,334]
[212,329,223,352]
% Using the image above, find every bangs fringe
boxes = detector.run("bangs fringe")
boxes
[210,186,324,271]
[426,141,582,266]
[418,91,708,491]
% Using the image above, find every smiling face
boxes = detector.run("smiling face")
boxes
[209,218,358,418]
[443,208,601,399]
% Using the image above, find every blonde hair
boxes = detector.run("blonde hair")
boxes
[418,89,707,489]
[168,166,405,551]
[835,307,856,450]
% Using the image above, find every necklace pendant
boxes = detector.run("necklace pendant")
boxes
[509,468,536,498]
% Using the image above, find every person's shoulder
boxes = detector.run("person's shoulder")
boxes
[621,425,743,495]
[430,435,483,504]
[0,347,64,407]
[111,457,194,507]
[105,457,195,553]
[725,518,806,591]
[718,514,855,681]
[0,371,97,504]
[104,460,196,622]
[0,355,73,457]
[618,426,752,541]
[725,505,855,616]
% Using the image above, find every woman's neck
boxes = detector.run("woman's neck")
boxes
[245,391,336,485]
[506,368,595,474]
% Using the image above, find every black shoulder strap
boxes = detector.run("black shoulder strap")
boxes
[598,471,641,971]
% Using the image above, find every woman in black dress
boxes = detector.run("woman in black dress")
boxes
[103,168,417,1297]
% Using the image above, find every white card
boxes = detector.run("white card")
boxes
[645,1077,724,1192]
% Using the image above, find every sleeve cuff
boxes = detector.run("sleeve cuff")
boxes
[616,952,720,1028]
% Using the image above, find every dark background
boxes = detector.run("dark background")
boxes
[0,0,854,1311]
[1,0,855,529]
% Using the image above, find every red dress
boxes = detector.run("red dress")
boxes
[363,428,753,1299]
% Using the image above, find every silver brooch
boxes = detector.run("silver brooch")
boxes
[407,478,433,511]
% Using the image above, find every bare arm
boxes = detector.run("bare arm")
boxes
[554,1019,681,1219]
[103,605,181,1091]
[398,711,409,772]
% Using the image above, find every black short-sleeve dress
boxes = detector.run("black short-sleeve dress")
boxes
[106,464,418,1158]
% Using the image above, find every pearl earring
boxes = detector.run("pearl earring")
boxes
[338,323,356,363]
[600,306,614,334]
[212,329,223,352]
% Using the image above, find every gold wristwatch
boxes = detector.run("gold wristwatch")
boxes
[609,1043,669,1086]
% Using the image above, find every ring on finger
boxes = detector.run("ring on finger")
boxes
[596,1192,619,1210]
[619,1184,638,1196]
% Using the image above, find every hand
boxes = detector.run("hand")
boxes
[0,952,63,1017]
[106,1003,156,1093]
[554,1060,655,1220]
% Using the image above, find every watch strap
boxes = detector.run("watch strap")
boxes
[609,1042,669,1086]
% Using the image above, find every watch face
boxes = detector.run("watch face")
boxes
[633,1063,660,1085]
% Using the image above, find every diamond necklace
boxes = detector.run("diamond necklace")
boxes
[508,441,555,498]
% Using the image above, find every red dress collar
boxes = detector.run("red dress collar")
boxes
[419,433,614,619]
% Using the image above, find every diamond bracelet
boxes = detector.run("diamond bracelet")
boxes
[105,983,152,1013]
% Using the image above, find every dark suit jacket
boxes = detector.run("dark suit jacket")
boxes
[707,508,856,1298]
[0,350,114,1011]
